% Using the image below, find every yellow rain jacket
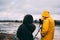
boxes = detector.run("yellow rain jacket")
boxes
[41,10,55,40]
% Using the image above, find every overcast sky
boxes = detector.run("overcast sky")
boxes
[0,0,60,20]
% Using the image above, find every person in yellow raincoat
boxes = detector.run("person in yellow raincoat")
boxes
[40,10,55,40]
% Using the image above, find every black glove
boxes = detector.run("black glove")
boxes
[39,19,43,24]
[41,34,45,37]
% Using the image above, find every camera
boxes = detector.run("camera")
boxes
[39,19,43,24]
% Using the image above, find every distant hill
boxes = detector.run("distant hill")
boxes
[55,20,60,26]
[0,20,22,23]
[0,20,60,25]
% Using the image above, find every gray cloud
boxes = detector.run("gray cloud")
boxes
[0,0,60,14]
[0,0,60,20]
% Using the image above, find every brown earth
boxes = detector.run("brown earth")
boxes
[0,33,19,40]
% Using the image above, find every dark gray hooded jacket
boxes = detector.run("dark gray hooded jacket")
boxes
[17,14,36,40]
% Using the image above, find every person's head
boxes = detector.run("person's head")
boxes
[23,14,33,25]
[41,10,50,20]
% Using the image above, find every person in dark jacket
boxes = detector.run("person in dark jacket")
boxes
[17,14,36,40]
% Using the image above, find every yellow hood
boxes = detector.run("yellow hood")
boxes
[42,10,50,17]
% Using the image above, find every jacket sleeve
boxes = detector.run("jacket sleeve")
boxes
[17,24,24,38]
[17,25,21,38]
[41,19,49,36]
[29,24,36,33]
[32,24,36,33]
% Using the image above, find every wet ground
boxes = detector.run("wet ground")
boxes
[0,22,60,40]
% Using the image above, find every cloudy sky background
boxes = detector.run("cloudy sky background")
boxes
[0,0,60,20]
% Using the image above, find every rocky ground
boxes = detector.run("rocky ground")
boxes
[0,33,19,40]
[0,33,60,40]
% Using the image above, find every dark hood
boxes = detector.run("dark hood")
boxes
[23,14,33,25]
